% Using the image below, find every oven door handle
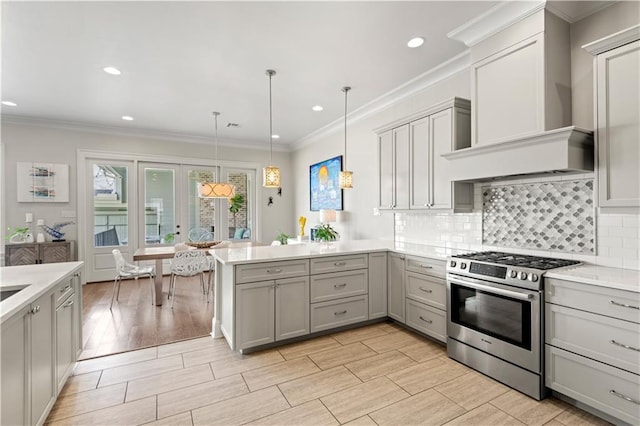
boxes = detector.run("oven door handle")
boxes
[448,277,534,301]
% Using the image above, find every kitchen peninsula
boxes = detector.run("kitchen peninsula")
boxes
[210,240,459,352]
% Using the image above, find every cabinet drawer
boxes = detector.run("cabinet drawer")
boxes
[310,270,367,303]
[405,299,446,343]
[546,278,640,324]
[546,303,640,375]
[54,279,74,307]
[546,345,640,425]
[405,272,445,310]
[235,259,309,284]
[405,256,445,278]
[310,295,368,333]
[310,254,368,275]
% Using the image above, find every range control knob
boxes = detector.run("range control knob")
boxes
[460,262,467,270]
[519,271,528,280]
[529,273,539,282]
[449,260,457,268]
[510,270,518,278]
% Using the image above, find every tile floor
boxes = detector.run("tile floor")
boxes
[48,322,611,425]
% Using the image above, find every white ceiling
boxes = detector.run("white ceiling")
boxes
[0,1,611,150]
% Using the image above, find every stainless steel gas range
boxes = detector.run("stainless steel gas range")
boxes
[446,251,580,400]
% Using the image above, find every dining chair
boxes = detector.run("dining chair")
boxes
[168,250,208,308]
[110,249,155,310]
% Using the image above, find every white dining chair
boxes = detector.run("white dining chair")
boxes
[110,249,155,310]
[168,250,208,308]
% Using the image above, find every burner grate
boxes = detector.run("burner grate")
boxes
[453,251,580,270]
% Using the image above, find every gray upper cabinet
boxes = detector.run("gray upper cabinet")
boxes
[584,29,640,211]
[377,97,473,212]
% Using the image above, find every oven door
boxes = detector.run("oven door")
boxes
[446,274,541,373]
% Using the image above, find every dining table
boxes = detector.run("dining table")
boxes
[133,241,264,305]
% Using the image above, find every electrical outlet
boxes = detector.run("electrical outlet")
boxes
[373,207,380,216]
[61,210,76,218]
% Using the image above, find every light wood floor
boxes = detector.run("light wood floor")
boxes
[81,275,214,359]
[49,323,611,425]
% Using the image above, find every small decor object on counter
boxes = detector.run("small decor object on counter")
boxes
[185,240,221,249]
[314,223,339,242]
[42,221,74,242]
[275,232,291,245]
[298,216,307,237]
[5,226,31,243]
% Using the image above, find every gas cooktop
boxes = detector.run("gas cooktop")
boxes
[451,251,580,270]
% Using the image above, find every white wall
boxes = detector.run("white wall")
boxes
[292,69,471,241]
[1,122,294,258]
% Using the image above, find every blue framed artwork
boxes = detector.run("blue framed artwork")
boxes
[310,155,343,211]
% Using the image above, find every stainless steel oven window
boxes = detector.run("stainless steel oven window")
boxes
[449,283,532,350]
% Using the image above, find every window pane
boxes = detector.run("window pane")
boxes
[228,172,250,240]
[187,169,216,241]
[144,168,175,244]
[93,164,127,247]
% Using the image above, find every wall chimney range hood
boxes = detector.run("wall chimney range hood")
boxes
[441,126,594,182]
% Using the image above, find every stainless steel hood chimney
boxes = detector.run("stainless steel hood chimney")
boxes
[441,126,594,182]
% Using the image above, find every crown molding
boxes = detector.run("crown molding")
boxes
[545,0,614,24]
[293,50,471,151]
[1,114,290,152]
[447,0,546,47]
[583,24,640,55]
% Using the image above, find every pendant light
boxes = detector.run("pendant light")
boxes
[263,69,281,188]
[198,112,236,198]
[339,86,353,189]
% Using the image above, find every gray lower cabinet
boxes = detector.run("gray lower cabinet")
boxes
[1,291,55,426]
[368,252,388,319]
[235,276,310,351]
[403,256,446,343]
[387,252,405,322]
[545,278,640,425]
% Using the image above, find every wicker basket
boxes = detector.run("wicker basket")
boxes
[185,241,222,249]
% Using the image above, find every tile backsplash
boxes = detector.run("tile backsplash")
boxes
[482,179,594,254]
[395,175,640,270]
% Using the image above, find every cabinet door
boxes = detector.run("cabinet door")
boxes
[31,291,55,425]
[5,244,38,265]
[236,281,275,350]
[410,117,430,209]
[275,276,310,341]
[56,294,75,392]
[387,253,405,323]
[368,252,388,319]
[378,130,394,209]
[597,40,640,208]
[73,274,83,358]
[40,242,71,264]
[1,307,28,426]
[393,125,410,209]
[430,109,454,210]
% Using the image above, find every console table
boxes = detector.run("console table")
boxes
[5,242,73,266]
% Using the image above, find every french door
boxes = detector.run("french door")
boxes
[83,155,257,283]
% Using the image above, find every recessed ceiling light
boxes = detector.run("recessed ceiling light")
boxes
[407,37,425,48]
[312,105,323,112]
[121,115,134,121]
[103,66,122,75]
[1,101,17,107]
[272,134,280,139]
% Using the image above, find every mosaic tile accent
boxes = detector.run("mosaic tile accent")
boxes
[482,180,594,254]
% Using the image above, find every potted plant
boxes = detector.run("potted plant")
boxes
[228,194,245,229]
[275,232,291,245]
[5,226,31,243]
[314,224,339,242]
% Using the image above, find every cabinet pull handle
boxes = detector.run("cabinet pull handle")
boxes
[418,316,432,324]
[334,283,347,288]
[334,310,347,316]
[609,300,639,310]
[30,306,41,315]
[610,340,640,352]
[418,287,432,293]
[64,299,74,308]
[610,390,640,405]
[419,264,432,269]
[267,268,282,274]
[60,284,72,293]
[334,261,347,266]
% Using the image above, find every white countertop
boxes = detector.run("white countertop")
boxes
[546,264,640,293]
[211,239,470,265]
[0,261,84,324]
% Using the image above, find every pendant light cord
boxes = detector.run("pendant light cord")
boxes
[267,70,275,165]
[342,86,351,169]
[213,111,220,173]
